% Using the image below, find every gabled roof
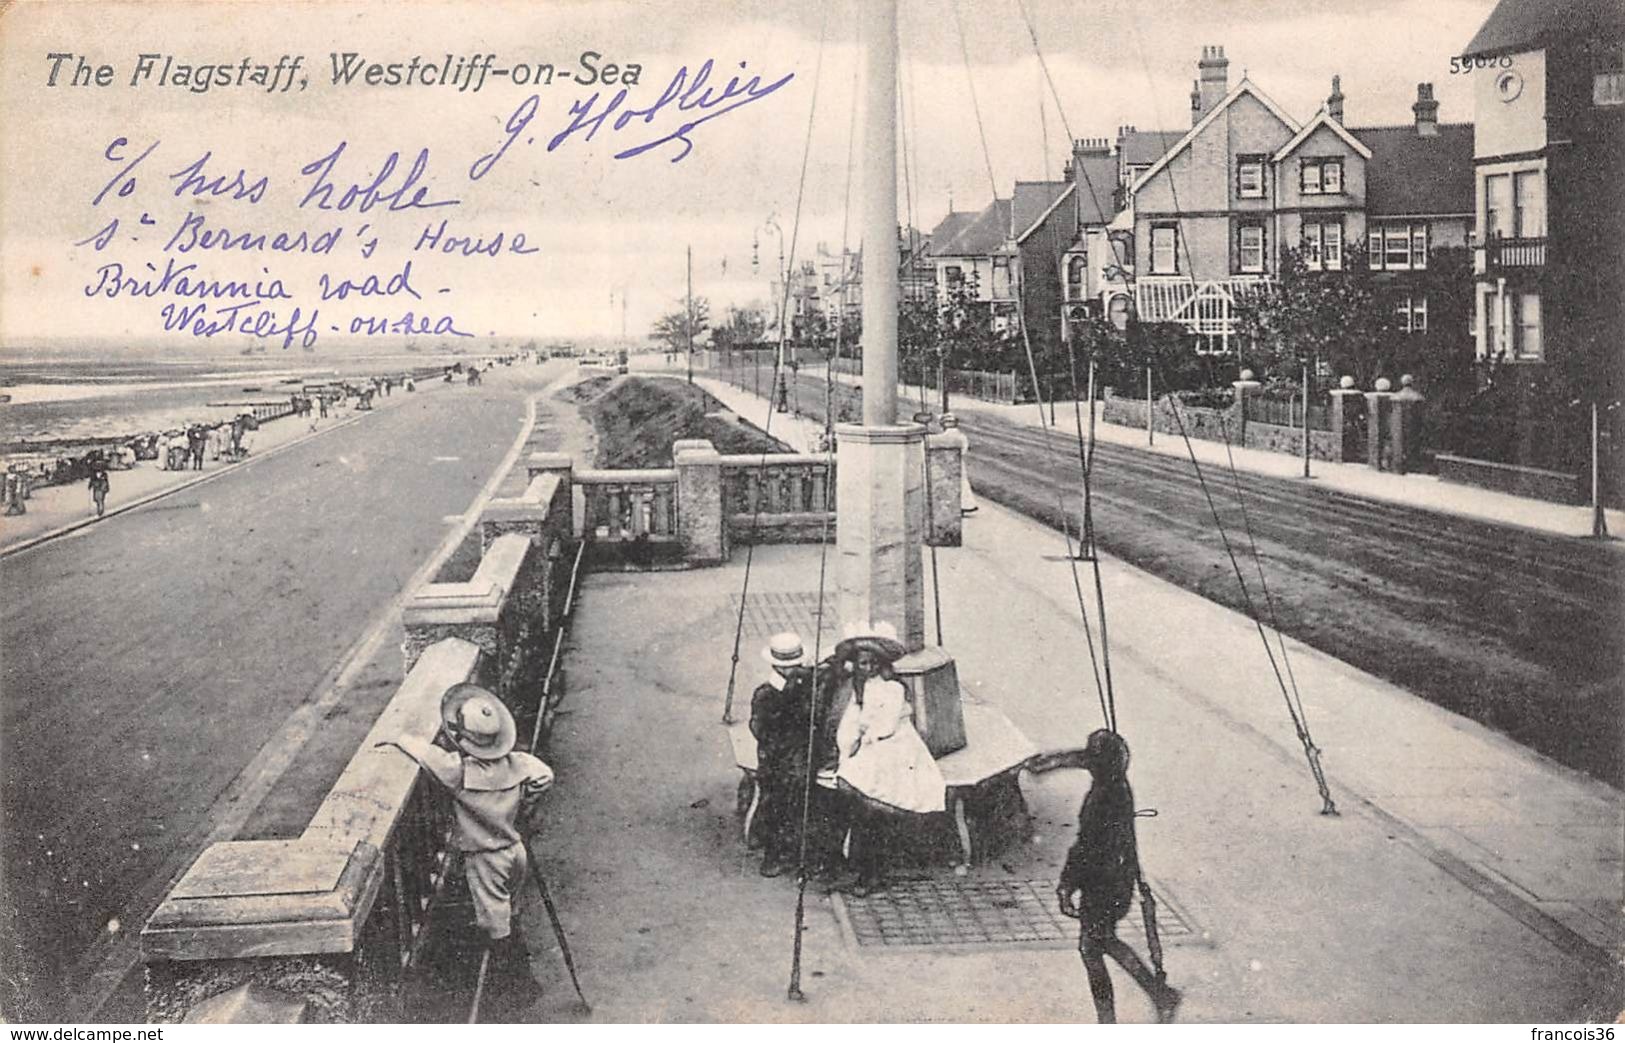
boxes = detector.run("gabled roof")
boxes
[1012,181,1074,243]
[932,199,1012,257]
[1130,78,1301,196]
[1354,123,1475,217]
[1117,129,1184,167]
[925,211,976,253]
[1071,154,1121,225]
[1273,111,1374,163]
[1464,0,1625,58]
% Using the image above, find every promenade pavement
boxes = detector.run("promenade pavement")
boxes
[689,360,1624,540]
[519,374,1625,1022]
[0,379,452,558]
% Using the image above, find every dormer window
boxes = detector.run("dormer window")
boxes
[1237,155,1266,199]
[1301,158,1343,195]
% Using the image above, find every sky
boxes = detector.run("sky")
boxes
[0,0,1499,351]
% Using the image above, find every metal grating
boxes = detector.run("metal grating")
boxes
[833,877,1199,951]
[728,592,839,643]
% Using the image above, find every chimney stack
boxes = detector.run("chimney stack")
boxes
[1195,45,1229,121]
[1326,74,1345,123]
[1413,82,1439,136]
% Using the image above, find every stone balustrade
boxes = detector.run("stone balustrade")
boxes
[720,452,835,545]
[544,438,965,559]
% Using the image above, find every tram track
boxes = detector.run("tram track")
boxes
[716,365,1625,786]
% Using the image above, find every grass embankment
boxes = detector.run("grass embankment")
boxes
[576,375,789,468]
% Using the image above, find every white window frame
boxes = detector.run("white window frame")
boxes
[1302,218,1343,271]
[1302,158,1343,196]
[1150,225,1179,274]
[1411,224,1428,269]
[1238,224,1265,273]
[1396,294,1428,333]
[1485,173,1512,238]
[1514,292,1542,359]
[1066,254,1087,300]
[1384,226,1412,270]
[1596,44,1625,106]
[1513,170,1545,238]
[1237,156,1266,199]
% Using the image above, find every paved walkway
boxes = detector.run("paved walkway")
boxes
[514,373,1625,1023]
[684,360,1624,540]
[0,381,453,558]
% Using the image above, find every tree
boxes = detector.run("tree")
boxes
[649,297,711,355]
[1233,246,1395,387]
[712,305,768,351]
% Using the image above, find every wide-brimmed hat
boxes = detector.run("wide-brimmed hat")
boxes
[760,631,809,669]
[440,683,516,760]
[835,620,907,664]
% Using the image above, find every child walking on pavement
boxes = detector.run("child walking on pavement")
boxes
[378,683,554,1016]
[1057,728,1181,1024]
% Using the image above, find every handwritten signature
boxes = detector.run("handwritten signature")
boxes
[470,58,793,178]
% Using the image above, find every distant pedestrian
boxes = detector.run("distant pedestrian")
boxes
[318,394,329,418]
[87,455,110,518]
[187,425,207,470]
[1057,729,1181,1024]
[377,684,553,1015]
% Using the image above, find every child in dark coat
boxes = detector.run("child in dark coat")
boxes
[1057,729,1181,1024]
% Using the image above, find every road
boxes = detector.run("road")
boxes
[719,363,1625,788]
[0,374,540,1021]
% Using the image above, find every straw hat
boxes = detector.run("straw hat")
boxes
[835,620,907,664]
[760,631,809,669]
[439,683,516,761]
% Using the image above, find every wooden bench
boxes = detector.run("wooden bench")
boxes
[727,700,1042,867]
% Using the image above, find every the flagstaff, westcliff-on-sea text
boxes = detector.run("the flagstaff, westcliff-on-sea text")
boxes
[42,51,642,94]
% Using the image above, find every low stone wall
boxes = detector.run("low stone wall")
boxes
[145,443,585,1023]
[1435,453,1584,505]
[143,639,484,1023]
[1101,391,1236,442]
[1243,418,1339,462]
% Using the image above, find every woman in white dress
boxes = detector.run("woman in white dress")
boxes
[832,622,946,894]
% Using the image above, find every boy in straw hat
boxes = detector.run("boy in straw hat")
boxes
[750,632,832,878]
[378,683,554,1008]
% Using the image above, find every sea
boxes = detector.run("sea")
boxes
[0,352,472,453]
